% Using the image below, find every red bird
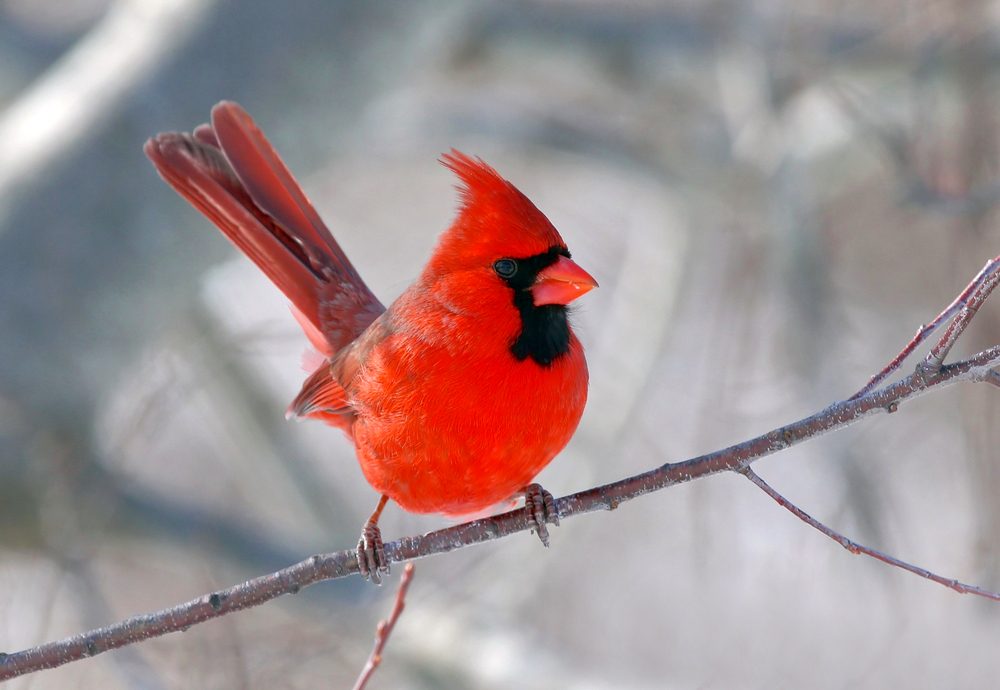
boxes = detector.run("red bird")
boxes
[144,102,597,580]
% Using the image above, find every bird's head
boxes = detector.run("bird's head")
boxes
[425,151,597,304]
[421,151,597,365]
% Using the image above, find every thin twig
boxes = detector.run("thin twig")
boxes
[741,467,1000,601]
[352,564,415,690]
[925,259,1000,368]
[3,265,1000,681]
[850,255,1000,399]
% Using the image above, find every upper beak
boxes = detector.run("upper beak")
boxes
[532,255,599,306]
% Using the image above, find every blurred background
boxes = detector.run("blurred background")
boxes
[1,0,1000,687]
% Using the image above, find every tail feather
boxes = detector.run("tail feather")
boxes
[144,102,385,354]
[144,133,324,326]
[210,102,363,284]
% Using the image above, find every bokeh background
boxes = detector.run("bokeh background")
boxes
[2,0,1000,687]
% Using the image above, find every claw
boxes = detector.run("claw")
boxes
[523,483,559,547]
[356,495,391,584]
[357,523,388,584]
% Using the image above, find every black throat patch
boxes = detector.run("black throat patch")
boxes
[498,247,572,367]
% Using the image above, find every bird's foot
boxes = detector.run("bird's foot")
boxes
[523,483,559,547]
[357,523,389,584]
[357,495,391,584]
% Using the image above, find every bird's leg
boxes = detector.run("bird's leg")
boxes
[357,494,390,584]
[522,483,559,548]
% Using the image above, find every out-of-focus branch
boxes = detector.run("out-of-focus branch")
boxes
[351,563,415,690]
[3,258,1000,682]
[742,468,1000,600]
[0,0,215,222]
[829,81,1000,218]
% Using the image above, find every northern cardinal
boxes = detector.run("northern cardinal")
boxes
[144,102,596,581]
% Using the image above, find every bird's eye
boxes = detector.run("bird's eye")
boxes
[493,258,517,278]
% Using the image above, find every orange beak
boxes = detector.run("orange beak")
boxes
[532,255,599,306]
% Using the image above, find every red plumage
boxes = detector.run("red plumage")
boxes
[145,101,596,518]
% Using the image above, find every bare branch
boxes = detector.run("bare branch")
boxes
[3,344,997,682]
[352,563,415,690]
[742,467,1000,601]
[3,260,1000,682]
[925,258,1000,369]
[851,255,1000,399]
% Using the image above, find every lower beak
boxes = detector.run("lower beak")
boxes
[532,255,599,306]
